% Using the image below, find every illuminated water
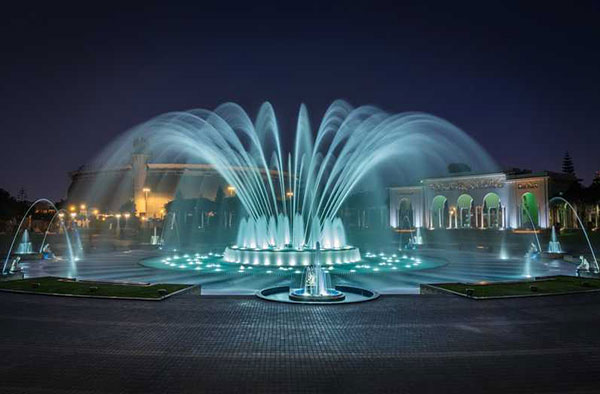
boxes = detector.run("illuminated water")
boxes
[90,100,496,265]
[547,226,563,254]
[140,250,441,275]
[15,229,33,255]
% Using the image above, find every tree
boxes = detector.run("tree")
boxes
[17,187,27,202]
[562,152,576,176]
[593,171,600,186]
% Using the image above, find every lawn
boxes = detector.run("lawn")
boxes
[0,277,190,299]
[436,276,600,298]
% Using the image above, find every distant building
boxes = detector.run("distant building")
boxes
[389,171,576,230]
[67,140,277,221]
[68,158,228,219]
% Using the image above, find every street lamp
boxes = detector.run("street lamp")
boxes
[115,214,122,237]
[227,185,236,196]
[142,187,151,216]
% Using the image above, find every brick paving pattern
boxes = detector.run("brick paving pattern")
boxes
[1,290,600,393]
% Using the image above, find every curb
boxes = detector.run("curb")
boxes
[0,284,200,301]
[420,283,600,300]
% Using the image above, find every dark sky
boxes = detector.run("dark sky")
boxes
[1,1,599,200]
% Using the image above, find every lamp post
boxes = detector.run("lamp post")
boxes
[142,187,151,216]
[58,212,65,234]
[80,204,87,228]
[115,214,122,237]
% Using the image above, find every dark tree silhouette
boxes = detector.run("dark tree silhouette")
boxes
[562,152,576,176]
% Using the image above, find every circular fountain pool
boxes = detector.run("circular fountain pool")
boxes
[257,285,379,304]
[139,251,445,274]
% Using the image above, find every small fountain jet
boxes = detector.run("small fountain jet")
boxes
[289,242,345,302]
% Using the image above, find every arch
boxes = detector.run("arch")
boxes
[456,194,474,228]
[431,195,448,229]
[397,198,413,229]
[483,192,501,228]
[548,199,575,229]
[521,192,539,227]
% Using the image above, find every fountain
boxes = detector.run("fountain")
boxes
[14,229,33,255]
[550,197,598,273]
[2,198,77,276]
[150,226,161,245]
[414,227,423,245]
[72,223,84,261]
[90,100,495,275]
[288,243,345,302]
[547,226,563,254]
[522,200,542,258]
[223,215,360,266]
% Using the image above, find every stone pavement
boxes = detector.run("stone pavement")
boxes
[1,291,600,393]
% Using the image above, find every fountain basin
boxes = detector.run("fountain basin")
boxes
[288,287,346,302]
[223,246,361,266]
[257,285,378,304]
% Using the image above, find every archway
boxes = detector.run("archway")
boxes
[457,194,474,228]
[483,192,501,228]
[548,199,568,229]
[521,192,539,227]
[397,198,413,229]
[431,195,448,229]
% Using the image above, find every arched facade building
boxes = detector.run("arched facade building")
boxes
[389,172,574,230]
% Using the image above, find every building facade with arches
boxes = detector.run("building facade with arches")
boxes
[389,172,574,230]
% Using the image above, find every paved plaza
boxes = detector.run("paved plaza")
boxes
[1,288,600,393]
[21,248,577,295]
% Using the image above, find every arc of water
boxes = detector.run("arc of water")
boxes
[91,100,498,250]
[522,201,542,254]
[550,197,598,266]
[39,209,69,253]
[3,199,76,275]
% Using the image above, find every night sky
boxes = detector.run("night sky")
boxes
[1,1,599,200]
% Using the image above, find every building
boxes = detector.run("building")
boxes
[389,171,576,230]
[67,139,280,221]
[67,137,237,218]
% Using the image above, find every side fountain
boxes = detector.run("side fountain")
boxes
[522,201,542,259]
[550,197,599,275]
[2,198,78,277]
[14,229,33,255]
[150,226,161,245]
[544,226,565,258]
